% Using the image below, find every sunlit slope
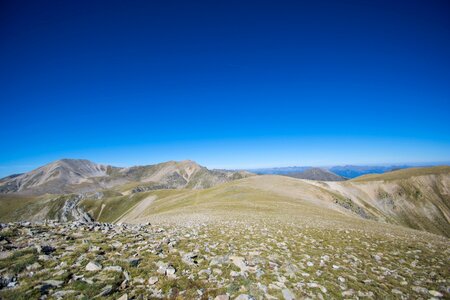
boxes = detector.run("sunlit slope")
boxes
[79,169,450,237]
[351,166,450,182]
[1,167,448,237]
[79,175,354,224]
[319,166,450,237]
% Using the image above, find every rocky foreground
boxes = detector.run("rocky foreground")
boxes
[0,220,448,300]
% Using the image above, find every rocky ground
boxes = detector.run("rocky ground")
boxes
[0,220,449,300]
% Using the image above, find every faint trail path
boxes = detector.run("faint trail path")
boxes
[115,195,156,223]
[97,204,106,220]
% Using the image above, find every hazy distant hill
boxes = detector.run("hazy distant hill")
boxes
[285,168,346,181]
[329,165,411,178]
[248,166,310,174]
[250,164,415,178]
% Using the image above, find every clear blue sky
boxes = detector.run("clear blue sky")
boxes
[1,0,449,176]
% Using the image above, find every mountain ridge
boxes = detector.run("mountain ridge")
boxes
[0,159,252,195]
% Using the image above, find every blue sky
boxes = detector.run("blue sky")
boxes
[1,0,449,176]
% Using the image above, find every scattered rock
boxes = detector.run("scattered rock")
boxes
[128,258,141,267]
[95,284,113,297]
[429,290,443,298]
[36,245,56,255]
[104,265,123,272]
[0,251,13,260]
[148,276,158,285]
[282,288,296,300]
[117,294,128,300]
[235,294,255,300]
[86,261,102,271]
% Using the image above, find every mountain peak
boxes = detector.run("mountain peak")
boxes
[0,159,252,195]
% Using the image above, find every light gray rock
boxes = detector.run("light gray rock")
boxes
[26,262,42,271]
[412,286,429,294]
[429,290,443,297]
[0,251,13,260]
[42,280,64,287]
[94,284,113,297]
[166,266,176,276]
[148,276,159,285]
[117,294,128,300]
[85,261,102,271]
[234,295,255,300]
[104,265,123,272]
[53,290,77,298]
[282,288,296,300]
[230,256,247,272]
[372,254,382,262]
[342,290,354,297]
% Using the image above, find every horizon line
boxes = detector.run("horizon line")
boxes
[1,158,449,178]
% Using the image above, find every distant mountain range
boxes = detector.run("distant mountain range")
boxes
[247,164,440,180]
[2,161,445,194]
[328,165,412,178]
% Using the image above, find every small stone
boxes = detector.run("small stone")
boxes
[117,294,128,300]
[85,261,102,271]
[391,289,402,295]
[148,276,158,285]
[0,251,13,260]
[128,258,141,267]
[230,271,240,277]
[104,265,123,272]
[95,284,113,297]
[26,262,42,271]
[230,256,247,272]
[282,288,296,300]
[123,271,131,281]
[235,295,254,300]
[412,286,428,294]
[429,290,443,298]
[38,255,52,261]
[332,265,340,270]
[53,290,77,298]
[133,277,145,284]
[36,245,56,255]
[215,295,230,300]
[42,280,64,287]
[166,266,176,276]
[342,290,354,297]
[0,274,17,289]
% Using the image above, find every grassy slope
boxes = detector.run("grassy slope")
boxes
[351,166,450,182]
[0,194,71,222]
[102,172,449,237]
[1,167,449,238]
[323,166,450,237]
